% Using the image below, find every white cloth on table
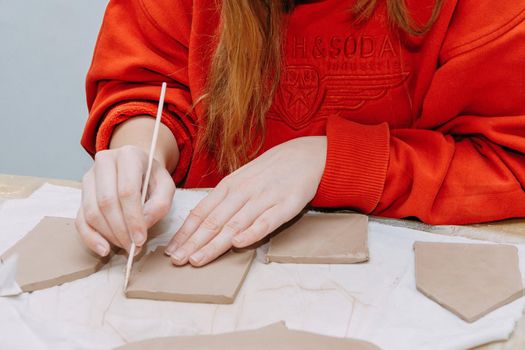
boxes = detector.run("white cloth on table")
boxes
[0,183,524,350]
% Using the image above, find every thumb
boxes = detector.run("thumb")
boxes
[143,166,176,228]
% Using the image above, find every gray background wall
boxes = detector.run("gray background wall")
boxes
[0,0,108,180]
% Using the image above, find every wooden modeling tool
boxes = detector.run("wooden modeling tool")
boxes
[123,82,167,291]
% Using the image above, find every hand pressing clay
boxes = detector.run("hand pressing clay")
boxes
[267,213,368,264]
[115,321,380,350]
[414,242,524,322]
[0,216,107,292]
[125,246,255,304]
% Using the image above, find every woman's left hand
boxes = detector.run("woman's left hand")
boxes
[165,136,327,266]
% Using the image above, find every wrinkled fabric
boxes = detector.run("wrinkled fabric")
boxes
[0,184,524,349]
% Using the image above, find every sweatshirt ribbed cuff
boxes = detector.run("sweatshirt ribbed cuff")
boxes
[311,116,390,213]
[95,101,192,184]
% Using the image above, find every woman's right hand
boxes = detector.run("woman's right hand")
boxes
[75,145,176,257]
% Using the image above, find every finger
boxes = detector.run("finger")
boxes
[117,149,147,246]
[75,208,110,257]
[165,184,228,255]
[170,191,248,265]
[142,164,175,229]
[188,199,273,266]
[94,152,131,251]
[233,203,298,248]
[81,169,121,247]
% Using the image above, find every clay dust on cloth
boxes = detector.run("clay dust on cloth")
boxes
[0,184,524,350]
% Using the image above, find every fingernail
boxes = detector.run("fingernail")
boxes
[165,243,178,256]
[191,251,204,264]
[144,214,152,227]
[134,246,142,257]
[172,250,186,263]
[233,236,245,245]
[133,232,145,245]
[96,243,108,257]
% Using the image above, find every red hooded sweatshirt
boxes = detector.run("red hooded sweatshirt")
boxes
[81,0,525,225]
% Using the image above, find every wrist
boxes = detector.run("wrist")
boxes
[109,115,179,173]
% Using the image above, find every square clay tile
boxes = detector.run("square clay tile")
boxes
[0,216,107,292]
[267,213,368,264]
[125,247,255,304]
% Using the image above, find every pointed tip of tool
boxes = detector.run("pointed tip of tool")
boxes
[123,243,136,293]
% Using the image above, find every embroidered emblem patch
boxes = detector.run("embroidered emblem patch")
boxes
[272,65,409,129]
[274,66,322,129]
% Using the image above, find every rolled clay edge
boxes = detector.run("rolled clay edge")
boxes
[265,215,369,265]
[125,250,256,304]
[228,249,256,301]
[466,287,525,323]
[20,257,108,292]
[413,241,525,322]
[265,253,369,264]
[113,320,381,350]
[0,255,23,296]
[113,322,289,350]
[284,327,381,350]
[415,284,525,323]
[125,290,235,304]
[412,241,519,253]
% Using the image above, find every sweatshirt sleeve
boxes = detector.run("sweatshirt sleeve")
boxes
[311,13,525,225]
[81,0,196,184]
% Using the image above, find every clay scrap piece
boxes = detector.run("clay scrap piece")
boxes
[0,216,107,292]
[125,246,255,304]
[414,241,524,323]
[115,321,380,350]
[267,213,369,264]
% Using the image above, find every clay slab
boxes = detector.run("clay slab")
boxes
[414,241,524,322]
[0,216,107,292]
[115,321,380,350]
[125,246,255,304]
[267,213,369,264]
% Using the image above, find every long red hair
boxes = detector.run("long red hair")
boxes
[200,0,444,172]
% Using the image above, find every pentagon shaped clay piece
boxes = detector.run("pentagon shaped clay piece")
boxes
[414,242,524,322]
[115,322,381,350]
[125,246,255,304]
[0,216,108,292]
[267,213,368,264]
